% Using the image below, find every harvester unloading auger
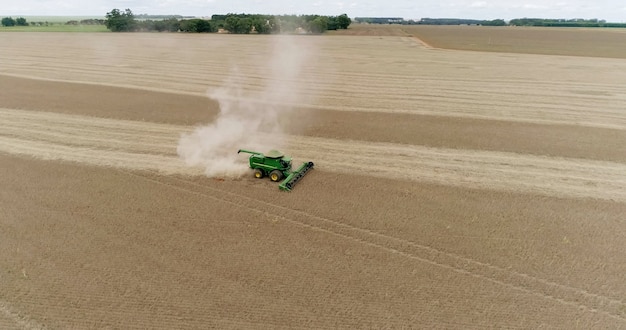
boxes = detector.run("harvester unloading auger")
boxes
[237,149,314,191]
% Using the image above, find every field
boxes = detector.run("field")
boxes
[1,27,626,328]
[12,16,105,23]
[0,25,108,32]
[331,24,626,58]
[0,16,108,33]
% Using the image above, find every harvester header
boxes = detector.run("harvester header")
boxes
[237,149,314,191]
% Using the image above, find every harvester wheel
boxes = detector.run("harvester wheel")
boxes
[269,170,283,182]
[254,169,264,179]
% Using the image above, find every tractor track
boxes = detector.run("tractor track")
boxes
[127,170,626,322]
[1,108,626,202]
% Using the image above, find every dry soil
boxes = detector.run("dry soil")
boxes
[1,29,625,328]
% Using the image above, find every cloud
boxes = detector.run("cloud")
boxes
[470,1,489,8]
[520,3,548,10]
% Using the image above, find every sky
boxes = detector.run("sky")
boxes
[1,0,625,22]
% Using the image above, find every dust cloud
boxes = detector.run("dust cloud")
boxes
[177,35,315,177]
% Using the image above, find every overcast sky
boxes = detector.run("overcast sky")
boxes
[2,0,625,22]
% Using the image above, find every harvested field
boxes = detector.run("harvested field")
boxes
[1,29,625,328]
[332,24,626,59]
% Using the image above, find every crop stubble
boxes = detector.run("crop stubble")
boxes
[2,108,625,202]
[0,29,625,328]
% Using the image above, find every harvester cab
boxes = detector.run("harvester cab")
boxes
[237,149,314,191]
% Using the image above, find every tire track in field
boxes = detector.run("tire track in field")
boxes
[1,108,626,202]
[126,170,626,323]
[2,109,626,323]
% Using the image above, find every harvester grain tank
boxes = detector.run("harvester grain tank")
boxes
[237,149,314,191]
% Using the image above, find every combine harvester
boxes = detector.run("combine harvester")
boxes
[237,149,314,191]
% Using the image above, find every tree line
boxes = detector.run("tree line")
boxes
[105,9,351,33]
[416,18,506,26]
[508,18,626,28]
[1,17,105,27]
[1,17,29,26]
[66,19,106,25]
[355,17,626,28]
[354,17,505,25]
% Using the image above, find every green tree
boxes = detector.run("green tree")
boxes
[252,17,279,34]
[15,17,28,26]
[237,18,253,33]
[154,18,180,32]
[105,8,137,32]
[327,16,339,30]
[1,17,16,27]
[309,16,328,34]
[336,14,351,29]
[223,16,238,33]
[224,16,253,34]
[180,19,214,32]
[483,19,506,26]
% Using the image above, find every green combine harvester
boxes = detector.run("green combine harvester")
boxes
[237,149,314,191]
